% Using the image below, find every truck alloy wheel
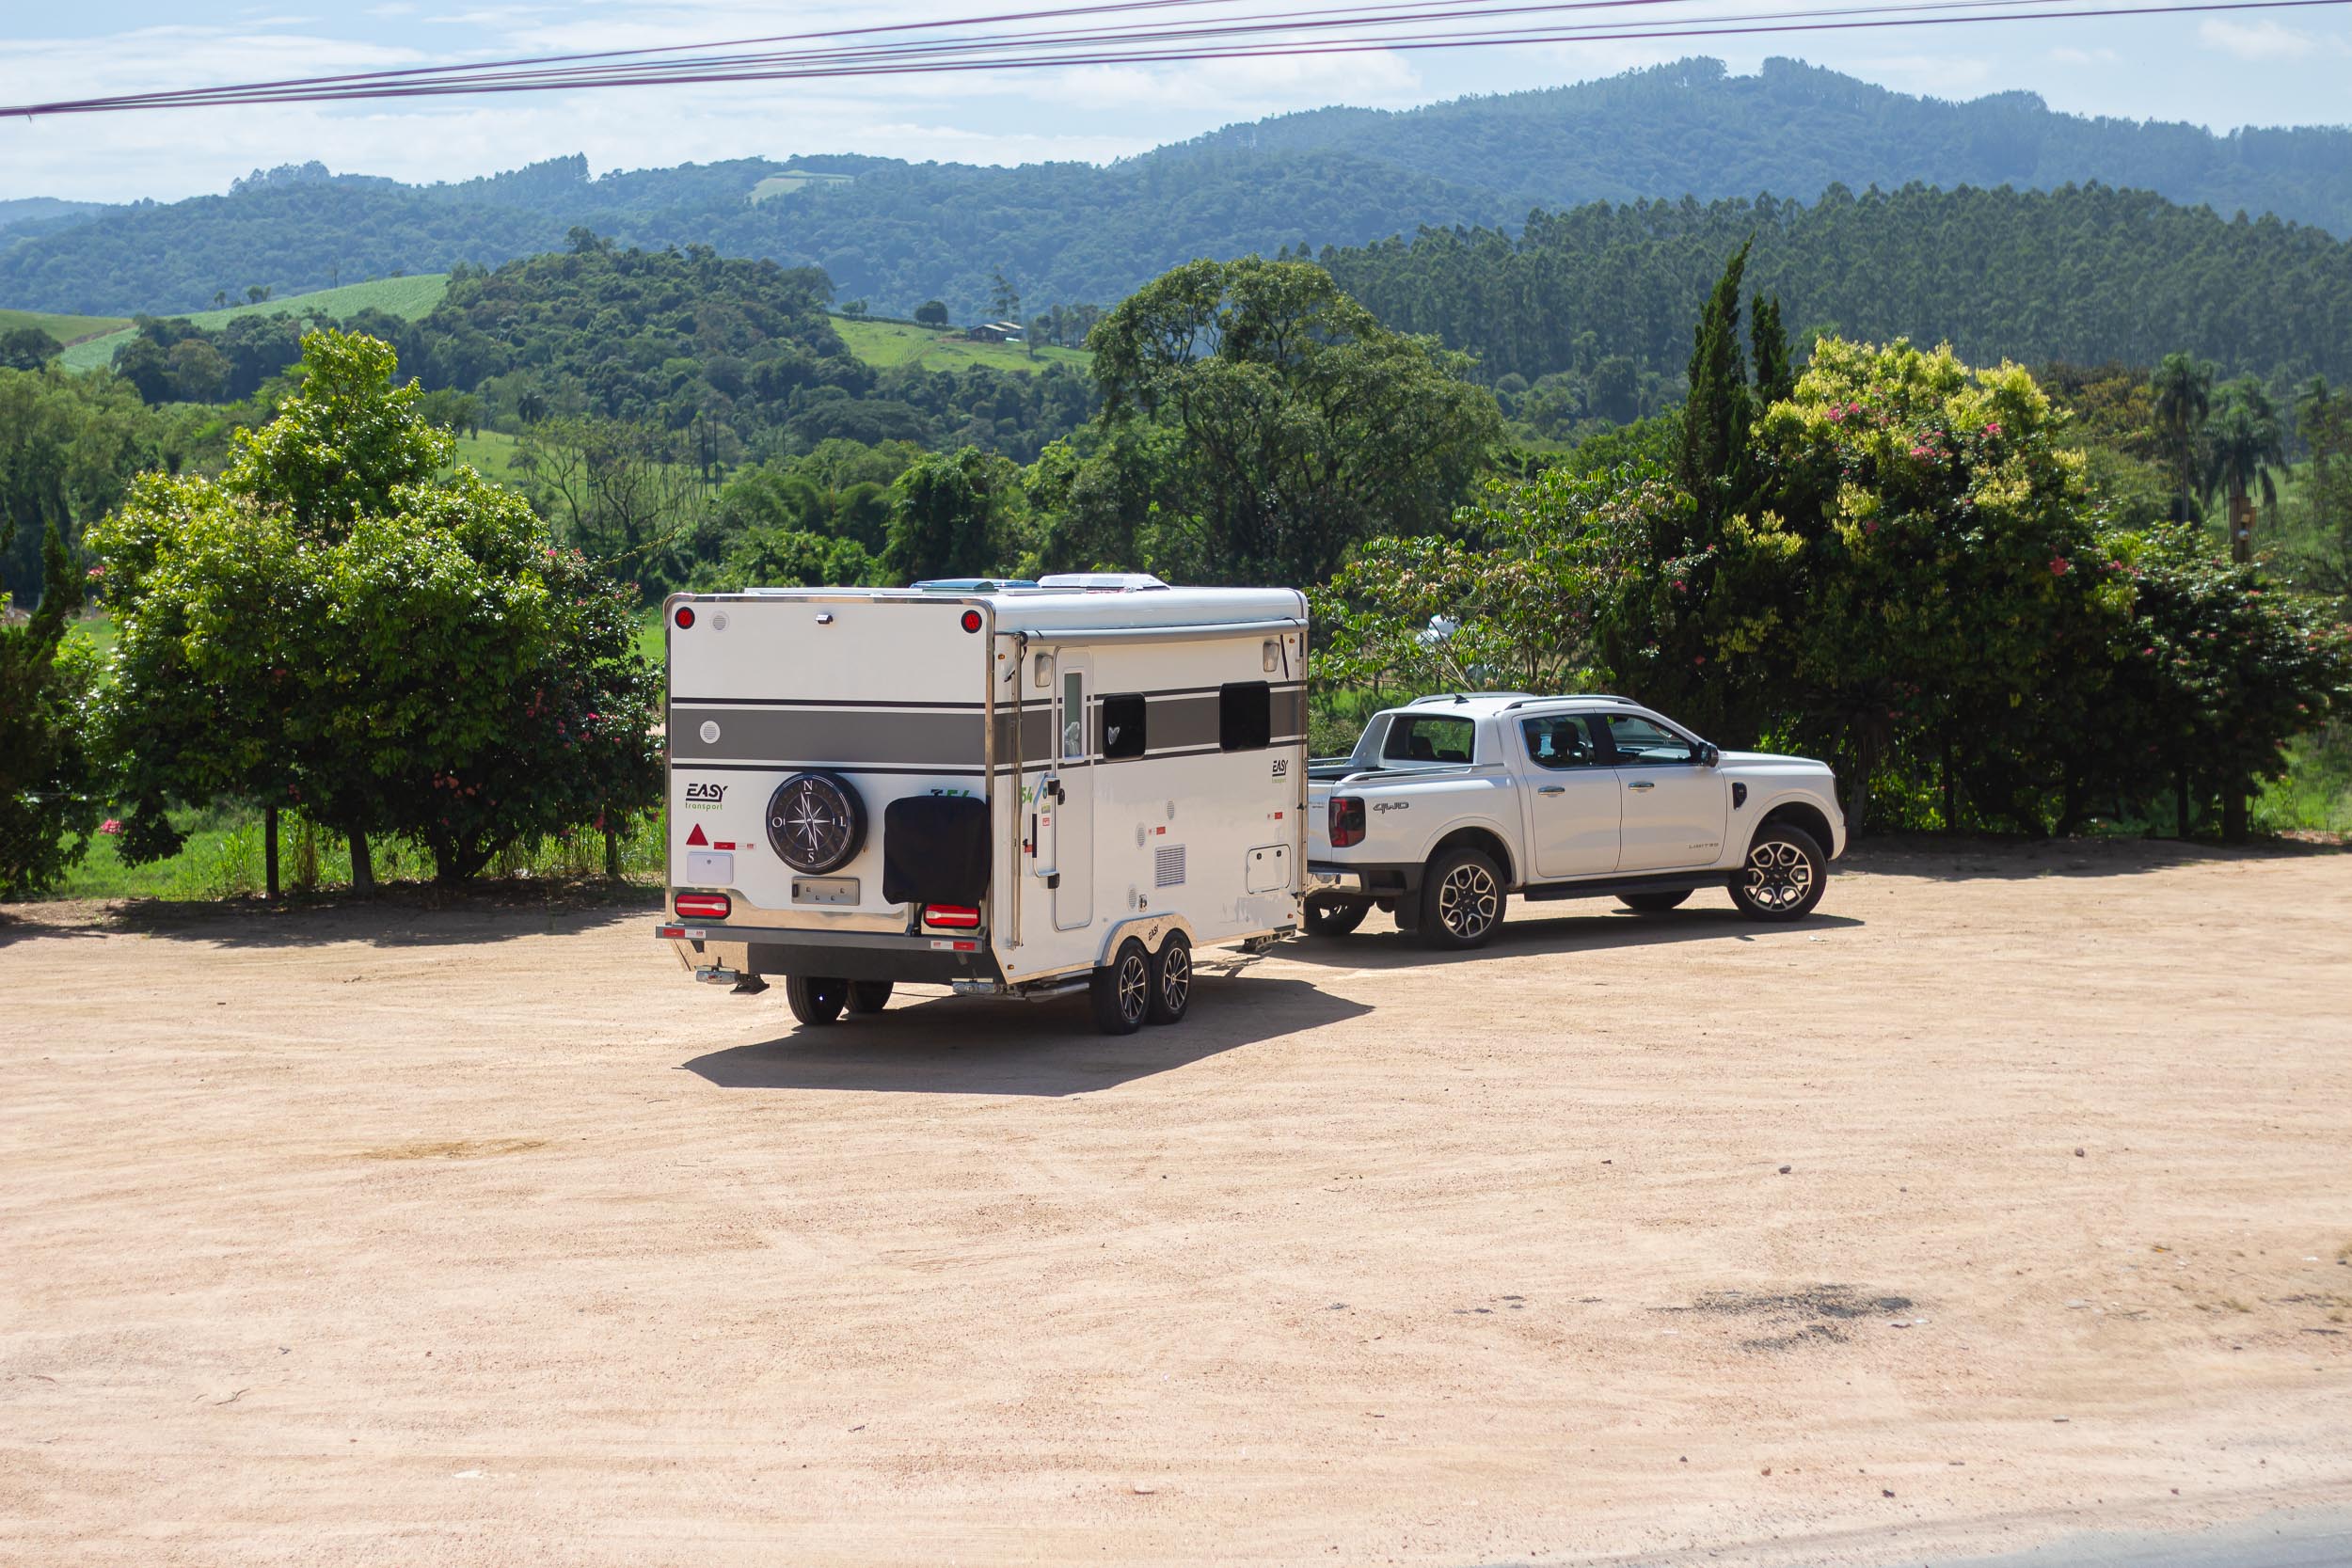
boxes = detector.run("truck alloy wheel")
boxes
[767,770,866,874]
[1091,938,1152,1036]
[1147,932,1192,1025]
[1422,847,1506,950]
[1731,826,1826,921]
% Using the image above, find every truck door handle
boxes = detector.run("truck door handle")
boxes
[1626,779,1656,791]
[1537,784,1565,796]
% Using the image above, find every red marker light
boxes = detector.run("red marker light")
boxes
[923,903,980,929]
[960,610,983,634]
[674,605,696,629]
[675,893,730,920]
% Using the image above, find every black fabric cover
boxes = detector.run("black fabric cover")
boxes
[882,795,993,908]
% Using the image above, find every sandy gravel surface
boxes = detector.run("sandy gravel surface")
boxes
[3,840,2349,1567]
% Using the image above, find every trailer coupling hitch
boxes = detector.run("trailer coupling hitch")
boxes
[693,965,769,995]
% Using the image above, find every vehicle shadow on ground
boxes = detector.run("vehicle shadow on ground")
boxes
[1279,905,1867,973]
[0,890,660,951]
[681,974,1369,1096]
[1847,832,2344,882]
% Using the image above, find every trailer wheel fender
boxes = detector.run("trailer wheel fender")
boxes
[1092,912,1199,969]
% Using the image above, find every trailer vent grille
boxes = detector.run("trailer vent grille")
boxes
[1154,845,1186,888]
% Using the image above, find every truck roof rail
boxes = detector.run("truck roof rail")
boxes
[1407,690,1535,705]
[1500,693,1638,710]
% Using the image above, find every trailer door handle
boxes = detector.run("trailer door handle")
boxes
[1536,784,1565,796]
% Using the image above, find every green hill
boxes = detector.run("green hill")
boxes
[8,59,2351,326]
[0,307,130,347]
[58,275,449,372]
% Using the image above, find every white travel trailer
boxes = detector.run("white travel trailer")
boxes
[658,575,1310,1034]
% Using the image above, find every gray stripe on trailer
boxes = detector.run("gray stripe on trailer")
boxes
[671,705,983,767]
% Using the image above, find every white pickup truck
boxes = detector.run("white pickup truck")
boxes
[1305,692,1846,947]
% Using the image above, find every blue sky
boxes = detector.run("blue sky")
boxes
[4,0,2350,201]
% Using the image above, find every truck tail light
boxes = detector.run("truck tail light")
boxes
[1329,795,1366,848]
[923,903,980,929]
[675,893,730,920]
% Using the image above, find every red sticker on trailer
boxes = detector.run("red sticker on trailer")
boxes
[713,841,736,850]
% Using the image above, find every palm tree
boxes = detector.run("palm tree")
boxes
[2202,377,2286,564]
[2150,352,2212,525]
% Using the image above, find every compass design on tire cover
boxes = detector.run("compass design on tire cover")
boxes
[766,771,865,873]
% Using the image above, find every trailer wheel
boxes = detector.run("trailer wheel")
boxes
[1089,939,1151,1036]
[1304,897,1368,938]
[1146,932,1192,1025]
[784,974,847,1026]
[846,981,894,1015]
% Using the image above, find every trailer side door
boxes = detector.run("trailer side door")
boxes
[1051,653,1094,930]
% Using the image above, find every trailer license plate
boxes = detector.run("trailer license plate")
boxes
[791,877,859,906]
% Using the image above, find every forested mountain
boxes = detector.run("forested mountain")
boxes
[7,58,2352,321]
[1315,182,2352,392]
[1168,58,2352,232]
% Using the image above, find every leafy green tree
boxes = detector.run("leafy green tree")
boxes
[1,326,62,372]
[1680,239,1755,527]
[1311,465,1668,695]
[914,300,949,327]
[882,447,1025,583]
[93,329,661,889]
[2201,376,2286,564]
[0,522,102,897]
[2294,376,2352,592]
[1751,293,1795,404]
[1084,256,1499,585]
[2150,352,2214,524]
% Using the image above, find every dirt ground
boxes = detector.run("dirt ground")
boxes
[4,839,2350,1568]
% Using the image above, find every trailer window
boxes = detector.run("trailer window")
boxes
[1219,681,1272,752]
[1061,672,1087,759]
[1102,693,1147,759]
[1382,715,1475,765]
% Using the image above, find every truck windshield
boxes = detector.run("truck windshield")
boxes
[1381,715,1475,765]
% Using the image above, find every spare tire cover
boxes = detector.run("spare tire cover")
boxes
[766,771,867,874]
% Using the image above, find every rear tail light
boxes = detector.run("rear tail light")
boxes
[922,903,980,929]
[675,893,730,920]
[1328,795,1366,848]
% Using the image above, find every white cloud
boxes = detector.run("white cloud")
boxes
[2196,18,2334,61]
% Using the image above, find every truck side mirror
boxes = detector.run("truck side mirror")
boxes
[1698,743,1721,768]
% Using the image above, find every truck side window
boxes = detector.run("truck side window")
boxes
[1218,681,1272,751]
[1103,693,1147,758]
[1520,715,1600,768]
[1383,715,1475,765]
[1599,712,1698,766]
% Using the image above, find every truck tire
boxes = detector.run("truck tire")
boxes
[1090,938,1152,1036]
[1729,823,1828,922]
[1304,897,1368,938]
[784,974,848,1026]
[1146,932,1192,1025]
[846,980,894,1015]
[1420,846,1507,950]
[1619,890,1692,914]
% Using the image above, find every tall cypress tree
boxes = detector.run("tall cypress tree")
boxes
[1751,293,1795,405]
[1679,239,1754,531]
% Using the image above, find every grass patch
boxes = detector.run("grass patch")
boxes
[2255,722,2352,836]
[57,275,451,373]
[830,315,1089,376]
[47,803,666,902]
[1,306,133,345]
[448,427,523,477]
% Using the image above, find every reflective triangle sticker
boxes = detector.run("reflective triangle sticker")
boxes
[685,822,708,847]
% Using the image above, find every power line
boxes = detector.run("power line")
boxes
[7,0,2345,118]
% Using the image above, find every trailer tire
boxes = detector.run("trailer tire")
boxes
[1090,938,1151,1036]
[1419,846,1506,950]
[1304,897,1368,938]
[1146,932,1192,1025]
[845,980,894,1015]
[784,974,848,1026]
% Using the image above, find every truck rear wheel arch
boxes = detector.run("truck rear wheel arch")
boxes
[1426,826,1516,888]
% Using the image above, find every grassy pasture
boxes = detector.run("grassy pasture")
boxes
[56,275,452,372]
[1,307,133,345]
[830,315,1089,376]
